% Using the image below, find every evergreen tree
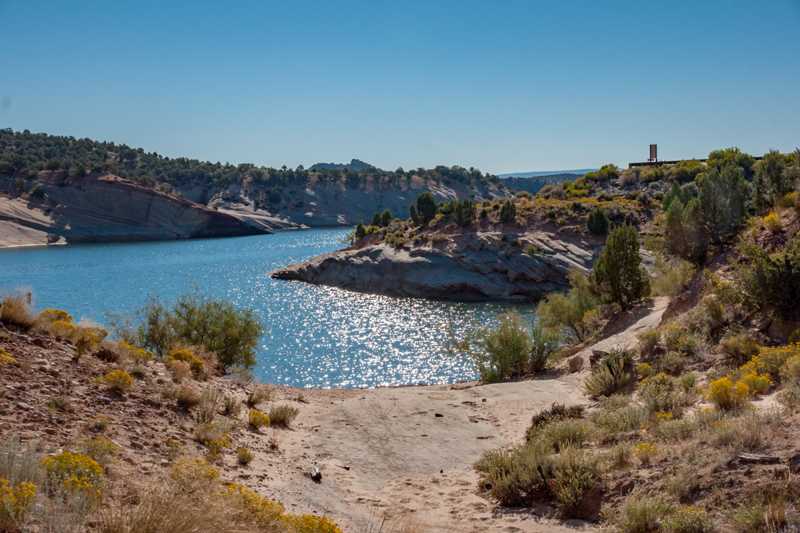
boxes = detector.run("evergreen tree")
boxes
[499,200,516,224]
[752,150,788,212]
[415,192,437,225]
[379,209,392,227]
[664,199,687,257]
[698,164,749,244]
[586,207,609,235]
[353,223,366,243]
[682,198,708,263]
[592,225,650,309]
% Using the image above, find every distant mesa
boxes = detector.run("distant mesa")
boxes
[309,159,378,172]
[498,169,596,195]
[496,168,595,179]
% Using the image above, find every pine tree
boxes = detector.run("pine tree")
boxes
[592,225,650,309]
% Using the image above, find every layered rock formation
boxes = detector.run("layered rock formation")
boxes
[0,173,287,246]
[272,229,598,301]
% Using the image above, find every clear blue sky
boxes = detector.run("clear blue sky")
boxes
[1,1,798,173]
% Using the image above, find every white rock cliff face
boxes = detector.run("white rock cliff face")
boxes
[0,174,287,246]
[272,230,597,301]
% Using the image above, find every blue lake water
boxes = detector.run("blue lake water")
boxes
[0,228,532,388]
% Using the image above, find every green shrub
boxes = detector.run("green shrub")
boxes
[639,373,685,416]
[526,403,585,443]
[616,494,673,533]
[698,162,750,243]
[592,225,650,309]
[651,256,695,297]
[592,402,647,436]
[536,270,599,342]
[475,441,553,507]
[720,333,759,365]
[538,419,593,452]
[410,192,437,225]
[528,324,557,373]
[638,329,660,358]
[472,313,532,383]
[584,349,635,398]
[550,447,600,518]
[737,236,800,320]
[136,294,262,370]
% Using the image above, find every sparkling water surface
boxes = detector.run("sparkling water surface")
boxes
[0,228,532,388]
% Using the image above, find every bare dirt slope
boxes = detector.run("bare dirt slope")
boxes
[0,298,669,532]
[256,298,670,531]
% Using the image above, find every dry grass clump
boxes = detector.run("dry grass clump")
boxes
[99,455,342,533]
[476,440,601,518]
[166,359,192,382]
[222,394,243,418]
[526,403,585,442]
[268,404,299,428]
[584,349,635,398]
[174,384,201,410]
[194,420,232,460]
[194,387,223,424]
[650,256,695,297]
[236,447,254,466]
[637,329,661,358]
[80,436,120,467]
[0,293,35,329]
[246,384,274,407]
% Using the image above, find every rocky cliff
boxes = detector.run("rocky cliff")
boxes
[0,173,295,246]
[272,228,598,301]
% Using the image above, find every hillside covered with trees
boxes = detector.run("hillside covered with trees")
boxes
[0,129,508,228]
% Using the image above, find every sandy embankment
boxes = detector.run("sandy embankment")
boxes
[243,297,668,532]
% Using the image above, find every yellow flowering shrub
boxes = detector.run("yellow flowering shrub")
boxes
[248,409,270,430]
[37,308,73,324]
[757,344,800,379]
[738,372,771,396]
[0,348,15,366]
[636,362,654,380]
[167,346,205,378]
[98,369,133,394]
[763,211,782,233]
[118,340,153,363]
[49,319,78,339]
[633,442,657,465]
[0,477,36,528]
[282,514,343,533]
[225,483,284,526]
[42,451,103,498]
[707,377,749,410]
[654,411,673,422]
